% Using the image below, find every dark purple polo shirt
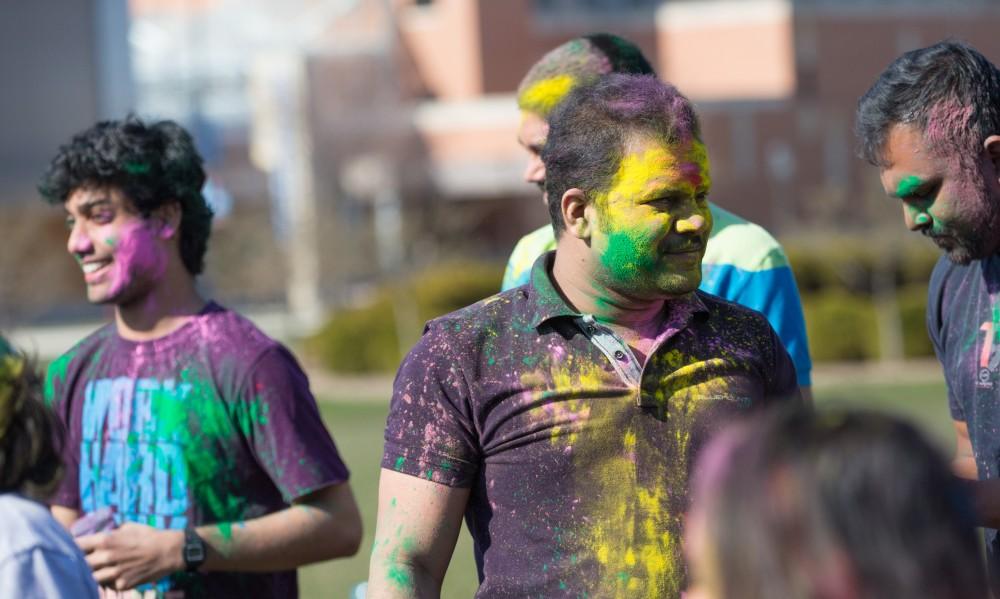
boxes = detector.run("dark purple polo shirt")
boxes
[382,253,798,598]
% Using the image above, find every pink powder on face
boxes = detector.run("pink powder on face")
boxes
[107,220,169,299]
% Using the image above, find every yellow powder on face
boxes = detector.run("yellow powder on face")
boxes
[519,74,577,117]
[605,142,710,203]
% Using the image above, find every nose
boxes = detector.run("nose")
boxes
[903,204,932,232]
[676,214,708,234]
[66,220,93,256]
[523,154,545,185]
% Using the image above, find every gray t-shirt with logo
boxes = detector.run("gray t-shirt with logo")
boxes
[928,253,1000,580]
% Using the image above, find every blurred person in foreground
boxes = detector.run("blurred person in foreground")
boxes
[857,40,1000,585]
[685,407,988,599]
[368,74,800,598]
[37,117,362,597]
[0,337,99,599]
[502,33,814,400]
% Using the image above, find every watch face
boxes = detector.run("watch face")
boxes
[184,530,206,570]
[185,544,205,562]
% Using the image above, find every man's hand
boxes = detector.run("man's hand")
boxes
[78,523,184,591]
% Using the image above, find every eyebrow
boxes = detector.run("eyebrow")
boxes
[69,197,113,214]
[638,182,707,201]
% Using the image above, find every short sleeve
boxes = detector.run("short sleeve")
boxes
[44,358,81,511]
[238,346,350,503]
[926,257,964,421]
[381,322,480,487]
[731,265,812,387]
[0,548,99,599]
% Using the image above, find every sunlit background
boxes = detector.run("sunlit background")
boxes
[4,0,999,595]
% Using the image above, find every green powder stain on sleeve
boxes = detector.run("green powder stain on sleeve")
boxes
[44,351,75,407]
[394,456,406,471]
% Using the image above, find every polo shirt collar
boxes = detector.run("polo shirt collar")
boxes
[526,250,711,330]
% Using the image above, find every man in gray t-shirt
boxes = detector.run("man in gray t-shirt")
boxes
[857,40,1000,586]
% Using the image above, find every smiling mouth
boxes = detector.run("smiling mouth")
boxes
[81,259,112,281]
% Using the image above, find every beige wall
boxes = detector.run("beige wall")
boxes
[397,0,484,100]
[657,0,795,102]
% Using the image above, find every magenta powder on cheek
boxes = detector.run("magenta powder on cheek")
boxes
[107,221,169,298]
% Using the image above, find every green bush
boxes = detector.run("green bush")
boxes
[785,239,878,295]
[803,291,880,362]
[898,284,934,358]
[307,262,503,373]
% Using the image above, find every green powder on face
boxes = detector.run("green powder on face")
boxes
[600,228,658,285]
[896,175,924,198]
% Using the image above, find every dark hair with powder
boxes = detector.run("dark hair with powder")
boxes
[542,73,701,233]
[517,33,655,119]
[856,40,1000,166]
[695,407,987,599]
[38,116,214,275]
[0,339,64,498]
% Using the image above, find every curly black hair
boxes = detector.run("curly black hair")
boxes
[38,116,214,275]
[0,339,64,498]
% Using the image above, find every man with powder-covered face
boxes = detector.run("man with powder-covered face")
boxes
[368,75,799,598]
[38,117,362,597]
[857,40,1000,585]
[503,34,814,401]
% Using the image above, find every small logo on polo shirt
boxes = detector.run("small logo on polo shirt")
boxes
[978,318,1000,389]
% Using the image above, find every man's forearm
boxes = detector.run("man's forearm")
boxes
[198,483,361,572]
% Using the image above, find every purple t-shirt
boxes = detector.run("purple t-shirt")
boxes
[45,302,350,598]
[382,253,798,598]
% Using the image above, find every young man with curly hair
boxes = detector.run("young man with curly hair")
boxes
[39,117,361,598]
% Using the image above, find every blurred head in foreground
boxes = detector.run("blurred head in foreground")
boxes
[0,338,64,500]
[686,407,987,599]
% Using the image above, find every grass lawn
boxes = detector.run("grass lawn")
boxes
[300,379,953,598]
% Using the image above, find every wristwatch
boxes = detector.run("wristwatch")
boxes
[183,528,207,572]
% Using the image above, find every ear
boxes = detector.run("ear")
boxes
[560,188,592,239]
[984,135,1000,177]
[151,202,182,240]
